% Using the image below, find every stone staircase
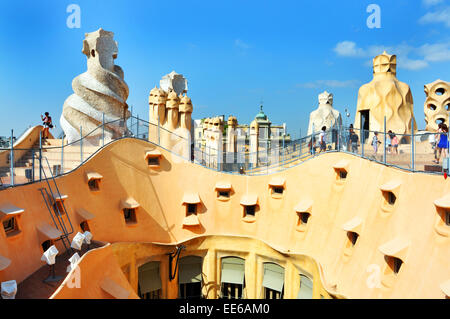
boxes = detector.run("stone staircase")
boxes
[0,138,99,185]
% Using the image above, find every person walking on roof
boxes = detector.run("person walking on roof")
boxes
[41,112,53,140]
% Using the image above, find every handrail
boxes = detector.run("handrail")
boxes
[0,115,445,191]
[39,155,74,236]
[34,153,74,254]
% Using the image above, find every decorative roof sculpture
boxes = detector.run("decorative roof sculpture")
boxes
[424,79,450,132]
[353,51,416,137]
[60,28,130,143]
[307,91,342,135]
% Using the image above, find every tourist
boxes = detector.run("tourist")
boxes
[319,126,327,152]
[432,123,443,162]
[372,132,381,154]
[435,124,449,164]
[308,136,316,155]
[41,112,53,139]
[349,130,359,153]
[387,130,393,153]
[347,124,354,150]
[391,133,399,155]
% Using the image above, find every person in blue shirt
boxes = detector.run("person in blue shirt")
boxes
[435,124,449,164]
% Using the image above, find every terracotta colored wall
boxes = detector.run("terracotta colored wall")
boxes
[0,137,448,298]
[51,243,138,299]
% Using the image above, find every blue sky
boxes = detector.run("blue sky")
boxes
[0,0,449,138]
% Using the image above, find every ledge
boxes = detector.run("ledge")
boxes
[53,194,68,202]
[342,217,363,234]
[434,195,450,209]
[0,204,24,221]
[378,237,410,261]
[294,199,313,214]
[379,180,402,195]
[120,197,140,209]
[76,208,95,221]
[242,215,256,223]
[182,193,201,204]
[240,194,258,206]
[144,149,162,159]
[182,214,201,227]
[0,254,11,271]
[268,176,286,188]
[86,172,103,182]
[333,159,349,170]
[215,182,232,190]
[36,223,63,240]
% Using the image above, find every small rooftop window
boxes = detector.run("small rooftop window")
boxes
[86,172,103,191]
[123,208,137,225]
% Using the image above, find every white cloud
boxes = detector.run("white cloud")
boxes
[419,6,450,27]
[333,41,365,57]
[234,39,251,49]
[401,58,429,70]
[418,42,450,61]
[333,40,450,71]
[296,80,361,89]
[422,0,444,7]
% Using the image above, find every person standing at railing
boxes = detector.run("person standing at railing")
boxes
[372,132,382,155]
[41,112,53,140]
[435,124,449,164]
[346,124,354,151]
[319,126,327,153]
[349,129,359,153]
[386,130,393,154]
[391,132,399,155]
[431,123,443,162]
[308,136,316,155]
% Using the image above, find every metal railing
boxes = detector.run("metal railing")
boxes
[0,115,447,189]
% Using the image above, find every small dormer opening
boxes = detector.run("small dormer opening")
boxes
[217,190,230,199]
[80,220,90,232]
[187,204,197,216]
[334,167,348,181]
[299,212,310,225]
[272,186,284,195]
[2,217,18,236]
[385,256,403,275]
[53,201,66,215]
[382,191,396,205]
[347,231,359,246]
[88,179,100,191]
[123,208,137,225]
[147,157,160,166]
[245,205,256,217]
[41,239,53,252]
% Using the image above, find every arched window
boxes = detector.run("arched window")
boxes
[178,255,203,299]
[220,257,245,299]
[262,262,284,299]
[138,261,162,299]
[297,274,313,299]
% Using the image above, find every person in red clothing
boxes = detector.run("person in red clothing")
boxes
[41,112,53,139]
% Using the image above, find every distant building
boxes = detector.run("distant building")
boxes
[0,136,16,148]
[194,104,290,153]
